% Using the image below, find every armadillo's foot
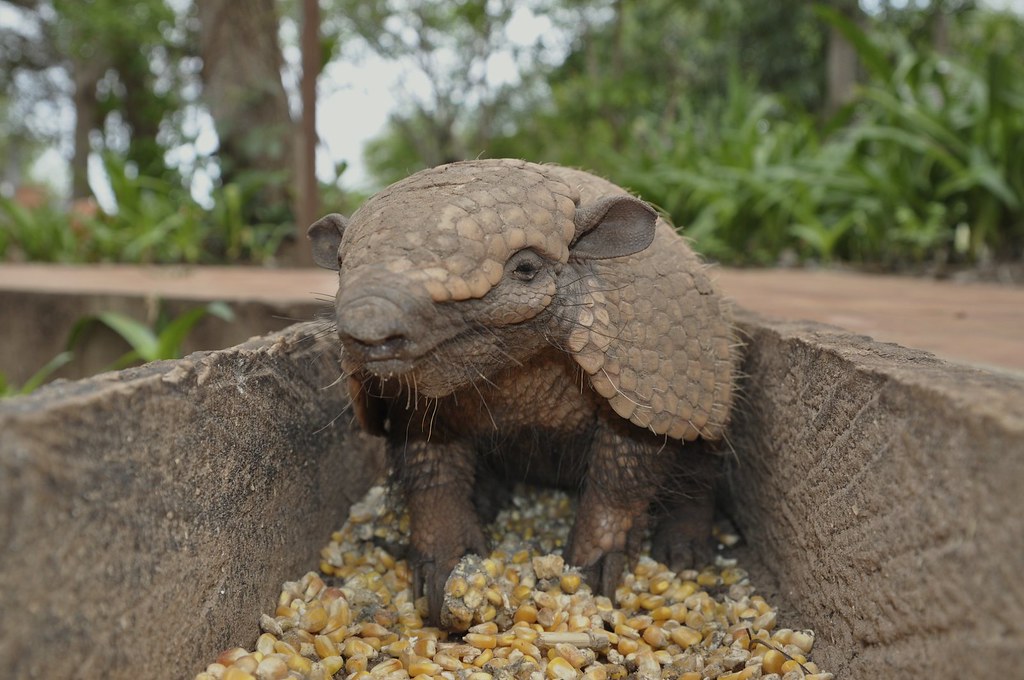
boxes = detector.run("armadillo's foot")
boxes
[408,489,488,626]
[564,489,649,596]
[649,493,715,572]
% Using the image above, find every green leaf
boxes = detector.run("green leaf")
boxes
[18,351,74,394]
[155,302,235,360]
[67,313,160,363]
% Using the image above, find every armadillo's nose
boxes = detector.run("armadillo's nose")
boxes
[336,297,412,362]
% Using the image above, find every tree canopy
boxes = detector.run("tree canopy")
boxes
[0,0,1021,269]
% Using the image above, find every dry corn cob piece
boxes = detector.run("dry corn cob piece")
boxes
[198,485,832,680]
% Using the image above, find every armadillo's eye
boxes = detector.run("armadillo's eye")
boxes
[508,250,543,282]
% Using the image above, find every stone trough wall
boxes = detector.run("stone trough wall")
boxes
[1,316,1022,678]
[0,324,385,678]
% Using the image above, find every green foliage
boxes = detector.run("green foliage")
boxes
[1,301,234,398]
[67,302,235,370]
[487,5,1024,267]
[0,195,83,262]
[0,155,293,265]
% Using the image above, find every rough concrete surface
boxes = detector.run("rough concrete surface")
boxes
[2,306,1023,678]
[0,322,385,679]
[727,310,1024,678]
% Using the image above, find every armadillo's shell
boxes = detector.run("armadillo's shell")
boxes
[343,159,736,442]
[546,166,737,442]
[341,159,580,302]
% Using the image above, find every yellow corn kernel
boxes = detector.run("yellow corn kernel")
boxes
[559,573,582,594]
[434,652,464,671]
[449,577,469,598]
[222,668,255,680]
[313,635,338,659]
[472,649,493,667]
[469,621,499,636]
[649,578,671,595]
[343,638,377,658]
[642,625,667,648]
[407,659,441,676]
[346,655,369,674]
[315,656,341,676]
[299,606,328,633]
[255,634,277,657]
[781,655,807,674]
[761,648,785,674]
[512,584,533,603]
[255,656,288,679]
[649,606,673,621]
[286,654,312,674]
[617,637,639,655]
[792,630,815,653]
[669,626,702,648]
[718,668,756,680]
[272,641,297,656]
[514,604,539,624]
[613,623,638,640]
[605,664,628,680]
[545,657,577,680]
[465,633,498,649]
[638,594,666,610]
[696,571,720,588]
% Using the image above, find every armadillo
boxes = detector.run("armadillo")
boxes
[308,158,738,624]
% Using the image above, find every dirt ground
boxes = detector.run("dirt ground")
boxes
[712,267,1024,374]
[0,263,1021,373]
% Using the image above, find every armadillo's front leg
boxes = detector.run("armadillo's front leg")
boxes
[392,439,487,625]
[564,421,666,595]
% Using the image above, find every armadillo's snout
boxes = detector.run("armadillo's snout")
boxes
[336,296,413,363]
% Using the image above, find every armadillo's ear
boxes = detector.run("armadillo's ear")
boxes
[307,213,349,270]
[570,195,658,260]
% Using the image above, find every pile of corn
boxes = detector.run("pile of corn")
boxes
[196,486,832,680]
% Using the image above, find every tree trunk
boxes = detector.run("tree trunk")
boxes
[931,7,951,56]
[825,2,861,115]
[290,0,320,267]
[70,59,104,199]
[197,0,294,246]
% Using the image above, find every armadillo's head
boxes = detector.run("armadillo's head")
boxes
[308,159,656,398]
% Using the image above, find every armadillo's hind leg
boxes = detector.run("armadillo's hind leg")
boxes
[649,440,720,571]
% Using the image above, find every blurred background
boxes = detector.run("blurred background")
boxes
[1,0,1022,275]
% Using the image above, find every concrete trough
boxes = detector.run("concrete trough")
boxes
[1,313,1022,678]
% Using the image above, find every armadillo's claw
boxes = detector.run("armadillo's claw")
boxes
[579,551,630,598]
[411,556,445,627]
[650,531,715,573]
